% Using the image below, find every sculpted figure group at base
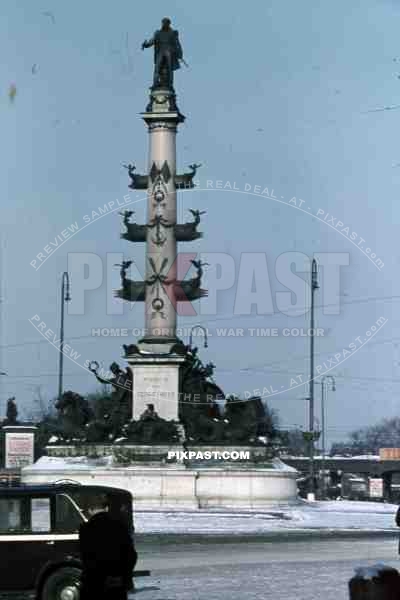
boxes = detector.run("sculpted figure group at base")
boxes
[54,391,92,442]
[127,404,180,444]
[86,361,132,440]
[52,357,275,446]
[174,344,275,444]
[87,363,179,444]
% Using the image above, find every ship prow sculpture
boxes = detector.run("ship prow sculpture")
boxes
[119,206,205,243]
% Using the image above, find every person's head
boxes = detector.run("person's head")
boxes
[87,494,109,518]
[161,17,171,30]
[147,403,154,412]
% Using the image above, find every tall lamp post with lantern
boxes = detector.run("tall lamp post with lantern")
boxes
[307,258,319,500]
[320,375,336,499]
[58,272,71,401]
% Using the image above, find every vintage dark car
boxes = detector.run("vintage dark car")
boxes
[0,481,145,599]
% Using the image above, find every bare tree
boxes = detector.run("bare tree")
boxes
[330,417,400,456]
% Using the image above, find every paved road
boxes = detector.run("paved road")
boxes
[132,535,400,600]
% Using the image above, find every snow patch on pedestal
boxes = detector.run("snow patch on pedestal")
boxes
[26,455,114,470]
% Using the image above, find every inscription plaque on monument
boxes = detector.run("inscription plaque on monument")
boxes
[132,364,180,421]
[5,431,35,468]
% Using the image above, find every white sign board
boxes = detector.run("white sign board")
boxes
[132,364,180,421]
[369,478,383,498]
[5,432,34,468]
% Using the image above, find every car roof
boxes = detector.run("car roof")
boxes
[0,483,132,499]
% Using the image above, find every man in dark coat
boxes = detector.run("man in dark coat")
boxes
[79,494,137,600]
[142,18,183,89]
[396,505,400,554]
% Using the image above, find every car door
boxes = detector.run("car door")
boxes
[0,495,53,591]
[51,492,86,562]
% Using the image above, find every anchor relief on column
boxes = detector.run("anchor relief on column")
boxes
[147,257,170,319]
[114,255,208,303]
[148,213,173,247]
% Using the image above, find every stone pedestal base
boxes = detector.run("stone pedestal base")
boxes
[127,354,185,421]
[22,454,298,509]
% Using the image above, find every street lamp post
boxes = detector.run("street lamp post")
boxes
[58,272,71,400]
[320,374,336,499]
[308,258,319,500]
[0,372,7,418]
[189,324,208,349]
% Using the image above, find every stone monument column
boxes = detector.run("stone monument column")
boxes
[115,20,206,422]
[126,93,185,421]
[142,111,180,347]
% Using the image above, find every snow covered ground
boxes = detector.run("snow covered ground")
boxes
[134,500,399,534]
[131,539,400,600]
[22,456,400,534]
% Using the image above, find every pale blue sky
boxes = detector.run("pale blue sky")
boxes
[1,0,400,446]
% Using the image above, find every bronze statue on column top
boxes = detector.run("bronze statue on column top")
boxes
[142,18,184,89]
